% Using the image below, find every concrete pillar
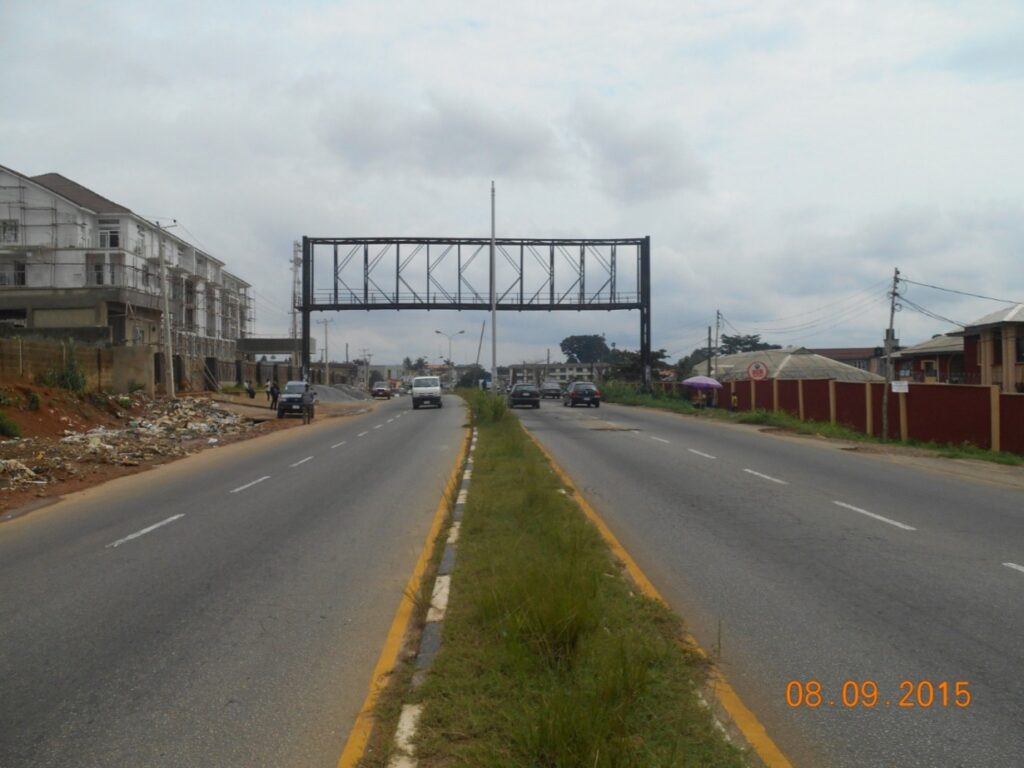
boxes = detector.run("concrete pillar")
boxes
[798,379,805,421]
[1003,327,1016,392]
[865,383,873,436]
[899,391,909,442]
[829,380,837,425]
[991,385,1001,452]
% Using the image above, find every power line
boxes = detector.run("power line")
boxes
[898,296,964,328]
[900,278,1020,305]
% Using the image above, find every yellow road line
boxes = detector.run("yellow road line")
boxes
[336,426,470,768]
[524,426,794,768]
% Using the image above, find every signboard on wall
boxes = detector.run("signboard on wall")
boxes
[747,360,769,381]
[891,381,909,393]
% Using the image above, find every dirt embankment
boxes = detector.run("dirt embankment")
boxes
[0,378,371,519]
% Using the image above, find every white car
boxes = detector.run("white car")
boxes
[411,376,443,409]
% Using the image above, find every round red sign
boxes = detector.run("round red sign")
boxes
[747,361,769,381]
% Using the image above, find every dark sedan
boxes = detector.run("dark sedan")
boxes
[563,381,601,408]
[507,383,541,409]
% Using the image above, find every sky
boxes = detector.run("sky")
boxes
[2,0,1023,367]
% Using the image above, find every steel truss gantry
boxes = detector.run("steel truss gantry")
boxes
[300,235,652,388]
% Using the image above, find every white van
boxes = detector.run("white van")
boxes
[411,376,443,409]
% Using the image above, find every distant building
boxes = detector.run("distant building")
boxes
[892,333,966,383]
[806,347,886,375]
[962,304,1024,392]
[509,361,610,385]
[0,163,252,361]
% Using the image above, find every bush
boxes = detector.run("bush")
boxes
[0,411,21,438]
[461,388,507,424]
[26,392,40,411]
[37,346,87,393]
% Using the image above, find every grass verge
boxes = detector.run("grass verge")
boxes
[402,408,746,767]
[602,382,1024,467]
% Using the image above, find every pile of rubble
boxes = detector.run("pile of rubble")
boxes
[0,396,253,494]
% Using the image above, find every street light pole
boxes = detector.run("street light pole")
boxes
[316,317,334,385]
[435,329,464,387]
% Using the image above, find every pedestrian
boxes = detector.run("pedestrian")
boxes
[731,391,738,412]
[301,383,315,424]
[270,381,279,410]
[245,380,255,399]
[264,380,271,402]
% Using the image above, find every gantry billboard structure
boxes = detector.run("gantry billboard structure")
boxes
[299,235,652,388]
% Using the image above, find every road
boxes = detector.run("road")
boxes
[0,395,463,768]
[515,401,1024,768]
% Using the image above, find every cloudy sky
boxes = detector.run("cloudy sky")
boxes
[3,0,1023,366]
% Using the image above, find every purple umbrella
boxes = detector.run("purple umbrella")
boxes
[681,375,723,390]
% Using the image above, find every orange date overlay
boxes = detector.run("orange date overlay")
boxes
[786,680,972,709]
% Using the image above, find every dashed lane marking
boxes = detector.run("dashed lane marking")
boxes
[357,431,369,437]
[230,476,271,493]
[651,436,671,444]
[106,514,184,549]
[1002,562,1024,575]
[833,501,916,531]
[689,449,717,459]
[290,456,313,468]
[332,441,347,449]
[743,469,788,485]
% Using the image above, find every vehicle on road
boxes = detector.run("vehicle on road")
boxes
[371,382,392,399]
[540,380,562,398]
[563,381,601,408]
[411,376,443,409]
[508,383,541,408]
[278,380,315,419]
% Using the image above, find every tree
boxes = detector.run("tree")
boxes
[412,356,428,374]
[457,364,485,388]
[719,334,781,355]
[402,356,413,371]
[560,334,611,364]
[608,347,670,381]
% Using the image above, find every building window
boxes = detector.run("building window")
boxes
[1,220,18,243]
[86,253,105,286]
[0,260,26,286]
[98,219,120,248]
[1017,335,1024,364]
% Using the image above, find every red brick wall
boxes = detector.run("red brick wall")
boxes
[777,380,800,415]
[906,384,991,449]
[835,381,868,432]
[802,380,831,422]
[1000,394,1024,454]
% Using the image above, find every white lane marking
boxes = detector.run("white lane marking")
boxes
[1003,562,1024,575]
[689,448,717,459]
[358,431,369,437]
[374,424,383,429]
[392,703,423,759]
[290,456,313,467]
[230,476,271,493]
[833,501,916,531]
[387,418,394,423]
[447,521,461,544]
[331,440,347,449]
[463,469,472,481]
[426,574,451,622]
[456,489,468,504]
[107,514,184,548]
[651,436,671,444]
[743,469,788,485]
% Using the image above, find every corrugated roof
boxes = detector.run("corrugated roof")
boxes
[30,173,132,214]
[964,303,1024,330]
[892,333,963,358]
[701,348,884,382]
[807,347,880,359]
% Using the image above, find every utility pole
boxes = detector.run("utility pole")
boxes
[156,220,176,398]
[881,267,901,443]
[316,318,334,385]
[490,181,497,391]
[360,348,372,391]
[706,325,712,376]
[291,241,301,365]
[714,309,721,377]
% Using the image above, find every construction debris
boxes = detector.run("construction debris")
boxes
[1,395,253,494]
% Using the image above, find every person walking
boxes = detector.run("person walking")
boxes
[269,381,279,411]
[301,383,315,424]
[264,380,271,402]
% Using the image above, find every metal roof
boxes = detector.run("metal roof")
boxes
[892,333,963,358]
[964,303,1024,330]
[30,173,132,214]
[700,348,884,382]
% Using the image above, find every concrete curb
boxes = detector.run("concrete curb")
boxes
[385,426,477,768]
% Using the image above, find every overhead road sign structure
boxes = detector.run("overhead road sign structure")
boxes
[299,236,652,388]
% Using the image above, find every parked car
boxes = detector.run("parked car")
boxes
[278,380,315,418]
[371,381,392,399]
[540,380,562,398]
[411,376,443,409]
[563,381,601,408]
[508,383,541,408]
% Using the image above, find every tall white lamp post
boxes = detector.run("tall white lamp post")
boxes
[435,329,464,387]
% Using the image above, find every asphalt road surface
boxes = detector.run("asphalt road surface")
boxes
[515,401,1024,768]
[0,395,463,768]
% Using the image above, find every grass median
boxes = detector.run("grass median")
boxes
[403,392,746,767]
